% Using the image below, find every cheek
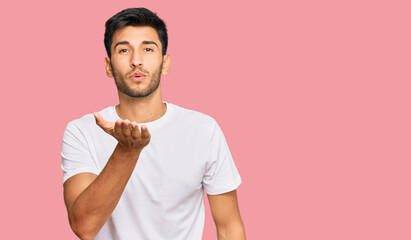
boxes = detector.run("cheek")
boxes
[148,56,164,70]
[112,58,130,72]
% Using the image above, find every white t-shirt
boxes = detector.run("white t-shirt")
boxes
[61,102,242,240]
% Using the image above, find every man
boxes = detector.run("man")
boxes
[61,8,245,240]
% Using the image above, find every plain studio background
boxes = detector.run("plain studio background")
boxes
[1,0,410,239]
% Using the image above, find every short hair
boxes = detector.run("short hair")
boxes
[104,8,168,57]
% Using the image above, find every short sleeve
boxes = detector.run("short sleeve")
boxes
[61,121,99,184]
[203,121,242,195]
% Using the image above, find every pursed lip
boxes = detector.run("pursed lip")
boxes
[129,72,147,81]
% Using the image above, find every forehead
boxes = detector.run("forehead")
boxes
[112,25,161,48]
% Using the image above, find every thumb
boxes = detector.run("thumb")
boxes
[93,112,111,132]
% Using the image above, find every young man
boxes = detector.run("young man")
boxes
[61,8,245,240]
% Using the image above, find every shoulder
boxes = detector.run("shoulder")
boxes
[169,102,217,128]
[64,106,115,134]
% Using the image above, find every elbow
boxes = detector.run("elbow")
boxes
[68,211,99,240]
[70,220,98,240]
[71,226,96,240]
[216,220,246,240]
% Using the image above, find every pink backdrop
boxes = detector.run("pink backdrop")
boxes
[1,0,410,239]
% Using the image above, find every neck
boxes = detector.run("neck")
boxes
[116,87,166,123]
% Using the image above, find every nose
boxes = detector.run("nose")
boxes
[131,51,143,68]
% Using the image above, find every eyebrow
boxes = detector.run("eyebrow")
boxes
[114,41,129,49]
[142,41,159,48]
[114,40,159,49]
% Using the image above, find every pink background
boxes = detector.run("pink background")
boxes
[1,0,410,239]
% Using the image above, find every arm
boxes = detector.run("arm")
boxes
[208,190,246,240]
[63,113,151,240]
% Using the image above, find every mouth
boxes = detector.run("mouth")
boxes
[130,72,147,81]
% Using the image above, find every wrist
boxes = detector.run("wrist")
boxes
[113,144,142,159]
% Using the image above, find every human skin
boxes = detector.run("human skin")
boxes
[63,25,245,240]
[64,26,168,239]
[105,25,171,123]
[64,117,151,240]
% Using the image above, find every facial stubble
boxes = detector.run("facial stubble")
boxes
[111,62,163,98]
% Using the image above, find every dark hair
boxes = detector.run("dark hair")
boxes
[104,8,168,57]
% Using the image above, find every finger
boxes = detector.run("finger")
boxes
[140,125,150,139]
[131,121,140,139]
[94,112,113,133]
[122,119,131,137]
[114,119,123,138]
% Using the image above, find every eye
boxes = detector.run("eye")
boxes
[119,49,129,53]
[144,48,154,52]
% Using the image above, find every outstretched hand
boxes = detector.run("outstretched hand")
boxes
[93,112,151,151]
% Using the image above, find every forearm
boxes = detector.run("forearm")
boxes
[68,145,141,239]
[217,221,246,240]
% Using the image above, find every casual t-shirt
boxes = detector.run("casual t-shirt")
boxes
[61,102,242,240]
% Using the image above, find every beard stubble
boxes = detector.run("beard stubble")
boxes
[112,62,163,98]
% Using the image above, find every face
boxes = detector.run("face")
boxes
[105,26,170,98]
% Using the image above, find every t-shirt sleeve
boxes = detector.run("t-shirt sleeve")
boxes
[61,121,99,184]
[203,121,242,195]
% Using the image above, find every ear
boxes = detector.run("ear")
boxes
[105,57,113,78]
[161,54,171,76]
